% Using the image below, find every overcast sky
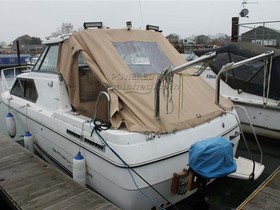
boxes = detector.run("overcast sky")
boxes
[1,0,280,44]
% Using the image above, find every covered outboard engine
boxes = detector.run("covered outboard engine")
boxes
[189,137,236,179]
[188,137,237,200]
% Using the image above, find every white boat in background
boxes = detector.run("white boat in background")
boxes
[195,43,280,140]
[1,23,264,210]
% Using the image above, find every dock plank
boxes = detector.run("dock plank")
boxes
[42,190,115,210]
[237,165,280,210]
[0,133,119,210]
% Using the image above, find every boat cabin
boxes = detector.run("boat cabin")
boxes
[9,23,233,134]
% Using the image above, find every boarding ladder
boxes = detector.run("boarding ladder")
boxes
[226,105,265,180]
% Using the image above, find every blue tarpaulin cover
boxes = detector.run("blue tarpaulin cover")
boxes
[189,137,237,179]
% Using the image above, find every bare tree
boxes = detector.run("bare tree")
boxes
[51,23,74,37]
[77,26,84,31]
[0,41,7,48]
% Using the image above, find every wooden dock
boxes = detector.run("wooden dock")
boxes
[237,165,280,210]
[0,133,119,210]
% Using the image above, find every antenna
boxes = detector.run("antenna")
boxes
[242,0,258,7]
[138,0,144,29]
[239,0,258,18]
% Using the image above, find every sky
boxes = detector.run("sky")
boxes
[1,0,280,44]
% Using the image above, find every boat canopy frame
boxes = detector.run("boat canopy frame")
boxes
[194,42,280,101]
[215,50,275,104]
[154,52,217,122]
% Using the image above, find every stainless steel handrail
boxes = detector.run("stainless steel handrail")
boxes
[234,105,263,164]
[215,51,275,105]
[94,91,110,122]
[172,51,217,74]
[154,52,217,121]
[1,65,32,91]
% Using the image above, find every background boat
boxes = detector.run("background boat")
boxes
[195,43,280,140]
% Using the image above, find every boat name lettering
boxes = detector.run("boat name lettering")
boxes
[206,74,216,79]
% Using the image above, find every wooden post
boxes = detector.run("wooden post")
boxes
[16,40,21,66]
[231,17,239,42]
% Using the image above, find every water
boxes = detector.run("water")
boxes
[171,135,280,210]
[0,84,280,210]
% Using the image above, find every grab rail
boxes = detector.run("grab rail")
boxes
[234,105,263,164]
[215,51,275,105]
[172,51,217,74]
[94,91,110,122]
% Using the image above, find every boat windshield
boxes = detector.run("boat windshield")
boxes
[113,41,172,74]
[33,45,59,72]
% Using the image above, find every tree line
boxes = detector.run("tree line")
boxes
[1,22,231,51]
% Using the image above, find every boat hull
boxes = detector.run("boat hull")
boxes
[202,69,280,140]
[1,97,240,210]
[233,101,280,140]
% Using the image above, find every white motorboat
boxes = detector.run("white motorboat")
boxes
[196,43,280,140]
[1,23,264,210]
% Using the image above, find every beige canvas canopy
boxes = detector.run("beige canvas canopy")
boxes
[57,28,232,134]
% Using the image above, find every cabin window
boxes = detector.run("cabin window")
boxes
[11,78,38,102]
[113,41,172,74]
[33,45,58,72]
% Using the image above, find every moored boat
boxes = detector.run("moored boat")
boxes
[0,54,31,70]
[1,23,264,210]
[196,43,280,140]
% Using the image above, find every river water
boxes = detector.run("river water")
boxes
[173,135,280,210]
[0,80,279,210]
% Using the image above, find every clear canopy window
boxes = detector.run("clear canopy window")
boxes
[113,41,173,74]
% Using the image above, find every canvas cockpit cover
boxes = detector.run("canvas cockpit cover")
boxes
[57,29,232,133]
[189,137,237,179]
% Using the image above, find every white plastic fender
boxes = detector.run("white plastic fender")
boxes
[5,112,16,138]
[73,151,87,186]
[24,131,34,154]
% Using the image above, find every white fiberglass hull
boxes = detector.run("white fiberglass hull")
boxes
[202,69,280,140]
[232,100,280,140]
[1,95,240,210]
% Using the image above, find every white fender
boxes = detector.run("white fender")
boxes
[73,151,86,186]
[24,131,34,154]
[5,112,16,138]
